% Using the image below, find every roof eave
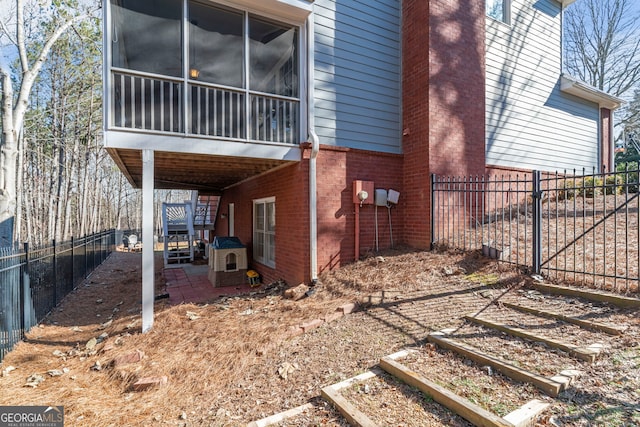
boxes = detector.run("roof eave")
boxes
[560,75,625,110]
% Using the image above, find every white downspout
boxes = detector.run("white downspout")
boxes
[610,108,615,171]
[307,12,319,283]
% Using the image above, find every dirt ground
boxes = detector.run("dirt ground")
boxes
[434,193,639,294]
[0,247,638,426]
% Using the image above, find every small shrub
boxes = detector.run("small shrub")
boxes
[577,176,602,198]
[604,175,624,195]
[616,162,639,194]
[556,180,576,201]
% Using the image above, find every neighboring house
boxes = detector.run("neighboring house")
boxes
[102,0,622,329]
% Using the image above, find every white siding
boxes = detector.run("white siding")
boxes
[314,0,401,153]
[486,0,600,173]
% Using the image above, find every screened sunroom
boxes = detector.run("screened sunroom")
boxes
[103,0,312,190]
[102,0,313,333]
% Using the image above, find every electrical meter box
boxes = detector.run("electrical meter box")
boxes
[353,180,374,205]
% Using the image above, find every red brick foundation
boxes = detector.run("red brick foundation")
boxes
[212,0,488,286]
[214,145,402,286]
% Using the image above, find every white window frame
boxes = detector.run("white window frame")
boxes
[486,0,511,25]
[253,197,276,268]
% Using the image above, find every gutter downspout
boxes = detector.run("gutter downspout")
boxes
[610,108,615,171]
[560,3,564,74]
[307,11,319,284]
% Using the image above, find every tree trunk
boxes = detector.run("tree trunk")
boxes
[0,72,17,233]
[14,132,24,244]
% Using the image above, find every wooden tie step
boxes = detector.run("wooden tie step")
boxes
[379,356,549,427]
[321,378,377,427]
[249,286,631,426]
[318,349,550,427]
[500,302,627,336]
[247,403,315,427]
[530,283,640,309]
[250,347,553,426]
[464,315,603,363]
[427,331,580,397]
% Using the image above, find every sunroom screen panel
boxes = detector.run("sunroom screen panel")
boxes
[249,16,298,98]
[188,2,244,88]
[111,0,182,77]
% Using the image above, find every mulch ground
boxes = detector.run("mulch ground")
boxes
[0,247,638,426]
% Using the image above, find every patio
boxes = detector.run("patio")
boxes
[163,263,261,305]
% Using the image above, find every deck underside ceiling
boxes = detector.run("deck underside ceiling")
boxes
[107,148,294,192]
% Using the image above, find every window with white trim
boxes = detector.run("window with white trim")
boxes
[253,197,275,267]
[486,0,511,24]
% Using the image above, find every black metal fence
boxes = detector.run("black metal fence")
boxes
[0,230,115,361]
[432,167,639,294]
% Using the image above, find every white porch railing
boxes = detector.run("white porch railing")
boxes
[112,70,183,133]
[249,93,299,144]
[111,70,299,145]
[190,83,245,139]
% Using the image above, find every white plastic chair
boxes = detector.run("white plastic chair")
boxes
[128,234,139,251]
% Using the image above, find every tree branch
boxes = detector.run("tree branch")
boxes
[13,13,89,134]
[16,0,29,75]
[0,19,18,47]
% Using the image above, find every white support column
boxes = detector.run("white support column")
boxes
[142,149,155,332]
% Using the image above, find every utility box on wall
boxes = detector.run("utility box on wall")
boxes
[208,236,247,287]
[374,188,388,206]
[353,180,374,205]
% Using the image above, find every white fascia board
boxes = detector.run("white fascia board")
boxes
[104,130,301,161]
[217,0,313,22]
[561,0,577,6]
[560,75,625,110]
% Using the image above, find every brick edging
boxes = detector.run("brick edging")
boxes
[283,302,358,339]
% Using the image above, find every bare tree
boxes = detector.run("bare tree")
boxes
[564,0,640,97]
[0,0,92,242]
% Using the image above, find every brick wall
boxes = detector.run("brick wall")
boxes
[402,0,486,249]
[211,0,487,285]
[427,0,486,177]
[215,145,403,286]
[485,164,534,179]
[215,161,309,286]
[314,145,403,276]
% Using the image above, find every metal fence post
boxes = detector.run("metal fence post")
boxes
[84,235,88,278]
[71,236,74,287]
[52,239,57,305]
[532,171,543,274]
[430,174,436,250]
[20,243,29,333]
